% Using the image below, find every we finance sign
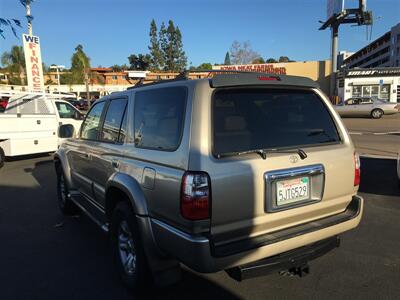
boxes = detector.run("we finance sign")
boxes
[23,34,44,92]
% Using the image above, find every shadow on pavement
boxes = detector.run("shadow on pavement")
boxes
[0,158,241,300]
[5,152,52,163]
[359,157,400,197]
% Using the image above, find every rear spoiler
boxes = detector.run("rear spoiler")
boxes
[209,72,319,89]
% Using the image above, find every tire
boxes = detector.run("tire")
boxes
[371,109,384,119]
[0,147,4,169]
[111,201,151,291]
[56,165,77,215]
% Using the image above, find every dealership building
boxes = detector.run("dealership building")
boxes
[337,68,400,103]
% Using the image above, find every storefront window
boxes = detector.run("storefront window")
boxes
[380,84,389,100]
[362,86,371,97]
[352,86,361,97]
[352,84,391,100]
[371,86,379,98]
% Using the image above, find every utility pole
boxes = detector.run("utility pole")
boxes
[319,0,373,98]
[26,0,33,36]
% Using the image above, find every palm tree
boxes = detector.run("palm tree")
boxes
[1,45,26,85]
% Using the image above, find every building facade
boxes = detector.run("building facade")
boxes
[337,68,400,103]
[343,23,400,69]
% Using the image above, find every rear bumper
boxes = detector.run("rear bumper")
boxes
[151,195,363,273]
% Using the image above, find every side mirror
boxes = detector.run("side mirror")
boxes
[58,124,75,138]
[74,110,84,120]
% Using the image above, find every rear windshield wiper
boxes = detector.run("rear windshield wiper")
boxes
[217,148,307,160]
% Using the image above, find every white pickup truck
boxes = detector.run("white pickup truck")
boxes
[0,92,84,168]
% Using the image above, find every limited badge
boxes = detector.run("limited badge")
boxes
[289,155,298,163]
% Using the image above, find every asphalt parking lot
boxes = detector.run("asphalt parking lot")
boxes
[0,151,399,299]
[342,114,400,157]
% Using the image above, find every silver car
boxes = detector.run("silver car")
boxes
[335,97,400,119]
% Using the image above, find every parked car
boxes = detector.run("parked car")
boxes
[68,99,89,111]
[54,72,363,291]
[334,97,400,119]
[0,92,84,168]
[0,96,9,113]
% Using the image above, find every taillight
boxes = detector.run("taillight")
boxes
[354,152,361,186]
[257,76,280,81]
[181,171,210,220]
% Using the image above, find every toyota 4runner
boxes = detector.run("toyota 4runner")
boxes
[54,72,363,290]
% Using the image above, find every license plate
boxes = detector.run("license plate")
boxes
[276,176,309,206]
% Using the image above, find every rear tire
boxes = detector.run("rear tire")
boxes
[56,165,77,215]
[111,201,151,291]
[0,147,4,169]
[371,109,384,119]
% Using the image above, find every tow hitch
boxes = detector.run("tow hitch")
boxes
[279,264,310,277]
[225,236,339,282]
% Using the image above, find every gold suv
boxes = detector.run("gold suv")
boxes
[55,72,363,290]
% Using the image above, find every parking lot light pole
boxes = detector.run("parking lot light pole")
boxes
[49,65,65,97]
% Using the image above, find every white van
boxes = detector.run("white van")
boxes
[0,92,84,167]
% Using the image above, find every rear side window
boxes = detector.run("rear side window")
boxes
[213,88,340,156]
[134,87,186,151]
[100,98,127,143]
[80,102,105,140]
[55,102,77,119]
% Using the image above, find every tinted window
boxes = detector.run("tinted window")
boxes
[213,89,340,156]
[134,87,186,151]
[100,99,127,143]
[55,102,77,118]
[80,102,105,140]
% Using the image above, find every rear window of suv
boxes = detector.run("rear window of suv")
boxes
[213,88,340,156]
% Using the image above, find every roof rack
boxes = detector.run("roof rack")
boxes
[126,69,318,90]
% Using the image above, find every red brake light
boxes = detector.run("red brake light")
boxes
[181,172,210,220]
[354,152,361,186]
[257,76,280,81]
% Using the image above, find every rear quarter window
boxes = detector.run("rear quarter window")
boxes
[213,88,340,156]
[133,86,187,151]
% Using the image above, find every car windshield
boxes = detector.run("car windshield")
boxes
[213,88,341,156]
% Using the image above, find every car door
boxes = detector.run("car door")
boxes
[68,101,106,199]
[359,98,374,115]
[55,101,84,135]
[89,97,128,208]
[347,98,361,116]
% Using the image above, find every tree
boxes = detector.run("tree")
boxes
[110,64,128,72]
[70,44,90,84]
[148,19,164,70]
[174,26,187,71]
[252,57,265,64]
[128,54,151,70]
[224,52,231,65]
[159,20,187,71]
[229,41,260,65]
[190,62,212,70]
[1,45,26,85]
[278,56,290,63]
[266,58,278,63]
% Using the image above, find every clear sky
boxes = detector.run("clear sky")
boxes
[1,0,399,68]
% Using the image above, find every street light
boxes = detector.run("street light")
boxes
[49,65,65,97]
